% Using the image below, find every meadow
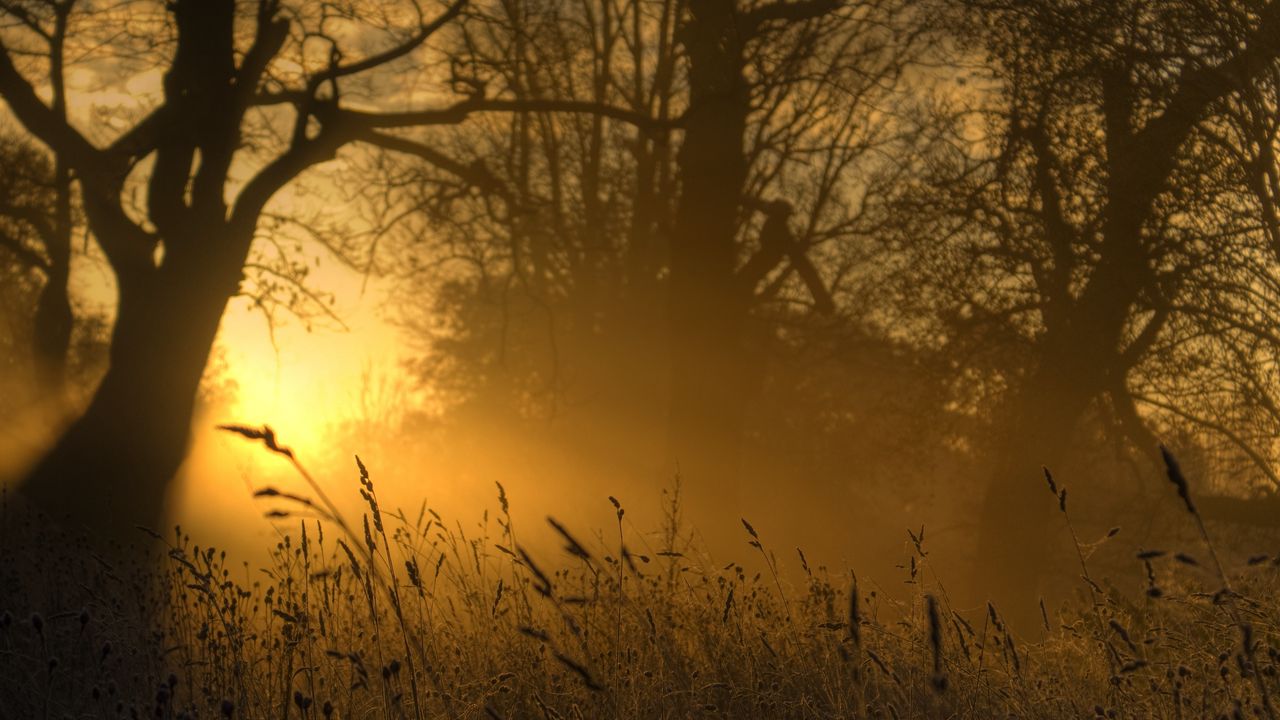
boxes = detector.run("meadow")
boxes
[1,433,1277,719]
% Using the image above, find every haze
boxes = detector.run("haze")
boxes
[2,0,1280,633]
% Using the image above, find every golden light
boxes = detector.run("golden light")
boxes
[166,262,415,557]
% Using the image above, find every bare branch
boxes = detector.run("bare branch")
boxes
[236,7,291,106]
[742,0,842,35]
[355,128,512,201]
[335,96,678,134]
[309,0,467,89]
[0,38,110,183]
[229,126,353,242]
[1134,392,1280,490]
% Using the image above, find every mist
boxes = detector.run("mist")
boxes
[4,0,1280,716]
[0,0,1274,617]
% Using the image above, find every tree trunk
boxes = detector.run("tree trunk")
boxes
[666,297,755,528]
[31,261,72,388]
[971,270,1138,629]
[971,352,1100,632]
[973,97,1165,629]
[33,14,75,393]
[664,0,754,542]
[32,164,72,392]
[19,259,233,546]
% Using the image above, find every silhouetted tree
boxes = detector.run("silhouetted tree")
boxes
[0,126,74,392]
[0,0,79,393]
[363,0,923,534]
[0,133,52,402]
[886,0,1280,626]
[0,0,665,541]
[663,0,905,526]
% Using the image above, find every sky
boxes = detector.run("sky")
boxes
[26,232,411,554]
[59,54,417,478]
[0,21,971,566]
[0,36,443,556]
[175,283,411,555]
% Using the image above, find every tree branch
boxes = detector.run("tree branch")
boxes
[742,0,841,35]
[236,5,290,107]
[1134,2,1280,172]
[104,107,173,169]
[355,128,512,201]
[0,38,110,184]
[1026,105,1075,308]
[1134,392,1280,490]
[229,125,353,243]
[788,249,836,314]
[1117,305,1169,369]
[309,0,468,90]
[335,96,678,134]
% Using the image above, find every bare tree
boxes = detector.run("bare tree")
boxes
[361,0,923,535]
[0,132,54,400]
[886,0,1280,627]
[0,0,678,541]
[0,0,83,391]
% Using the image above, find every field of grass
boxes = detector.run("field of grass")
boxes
[2,439,1279,719]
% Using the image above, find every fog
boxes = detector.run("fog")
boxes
[2,0,1280,637]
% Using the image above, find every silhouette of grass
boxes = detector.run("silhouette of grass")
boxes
[2,443,1280,718]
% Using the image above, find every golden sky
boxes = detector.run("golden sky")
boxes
[53,57,416,455]
[0,42,427,553]
[176,278,411,555]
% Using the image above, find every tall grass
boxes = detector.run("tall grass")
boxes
[2,433,1279,719]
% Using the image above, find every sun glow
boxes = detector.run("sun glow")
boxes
[164,263,417,557]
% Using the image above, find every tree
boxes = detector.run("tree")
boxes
[363,0,922,538]
[0,0,80,393]
[0,132,53,402]
[887,0,1280,626]
[0,125,78,393]
[1,0,674,541]
[663,0,909,527]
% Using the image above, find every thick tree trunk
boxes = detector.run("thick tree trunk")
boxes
[664,0,755,541]
[972,352,1100,632]
[973,261,1138,631]
[973,104,1166,628]
[666,298,755,525]
[19,262,232,546]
